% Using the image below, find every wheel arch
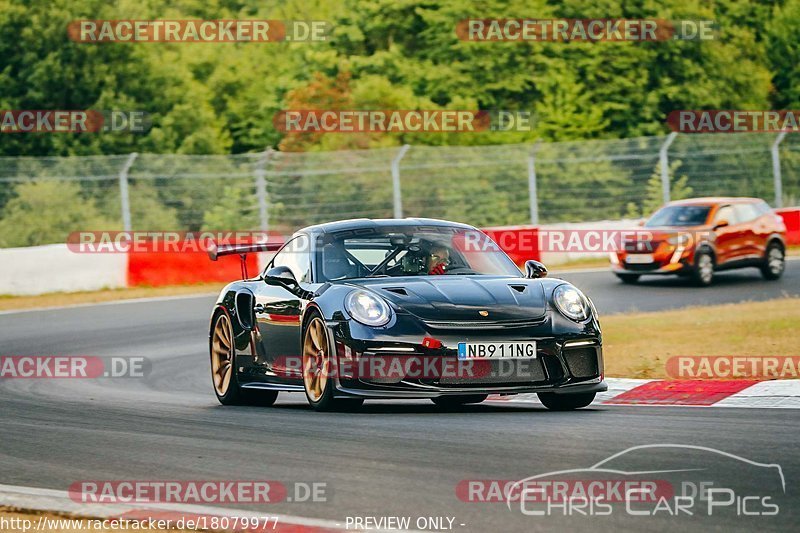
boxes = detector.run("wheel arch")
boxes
[766,234,786,252]
[301,303,324,333]
[694,242,716,263]
[209,304,231,341]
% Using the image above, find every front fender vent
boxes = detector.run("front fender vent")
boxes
[234,290,255,331]
[383,287,408,296]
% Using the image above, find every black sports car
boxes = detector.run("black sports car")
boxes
[208,218,606,411]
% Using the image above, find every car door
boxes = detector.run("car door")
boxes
[710,205,740,264]
[734,202,766,259]
[251,234,313,383]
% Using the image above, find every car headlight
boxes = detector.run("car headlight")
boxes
[344,290,391,327]
[553,284,590,321]
[667,233,691,246]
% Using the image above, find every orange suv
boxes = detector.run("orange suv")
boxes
[611,197,786,286]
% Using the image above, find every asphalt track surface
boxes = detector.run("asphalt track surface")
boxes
[1,262,799,532]
[555,257,800,314]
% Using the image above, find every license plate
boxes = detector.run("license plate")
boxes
[457,342,537,360]
[625,253,654,264]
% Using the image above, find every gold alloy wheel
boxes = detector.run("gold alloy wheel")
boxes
[211,313,234,396]
[303,317,329,402]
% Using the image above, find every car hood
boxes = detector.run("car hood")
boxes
[344,276,547,322]
[640,225,713,235]
[629,226,714,248]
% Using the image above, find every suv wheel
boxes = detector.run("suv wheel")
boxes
[692,250,715,287]
[761,242,785,280]
[615,273,640,284]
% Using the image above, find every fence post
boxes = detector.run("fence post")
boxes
[659,132,678,204]
[771,132,787,208]
[527,141,541,225]
[255,148,274,232]
[118,152,138,231]
[391,144,411,218]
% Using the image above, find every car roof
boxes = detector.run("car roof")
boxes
[665,197,762,207]
[299,218,476,234]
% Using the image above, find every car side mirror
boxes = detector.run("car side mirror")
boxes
[265,265,298,286]
[524,260,548,279]
[713,220,729,230]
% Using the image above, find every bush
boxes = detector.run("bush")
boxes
[0,181,116,247]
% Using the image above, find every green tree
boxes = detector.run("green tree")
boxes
[766,0,800,108]
[201,183,260,230]
[0,181,116,247]
[626,159,693,218]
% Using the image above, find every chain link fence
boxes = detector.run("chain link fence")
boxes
[1,133,798,247]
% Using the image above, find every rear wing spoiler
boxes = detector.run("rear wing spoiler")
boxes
[207,241,283,261]
[207,241,284,279]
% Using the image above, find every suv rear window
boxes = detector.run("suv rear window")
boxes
[753,200,773,216]
[733,203,761,224]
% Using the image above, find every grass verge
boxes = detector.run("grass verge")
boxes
[545,256,610,271]
[602,297,800,379]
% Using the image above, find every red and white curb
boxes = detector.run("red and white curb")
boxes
[0,483,417,533]
[487,378,800,408]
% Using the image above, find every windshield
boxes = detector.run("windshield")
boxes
[645,205,711,227]
[315,227,521,281]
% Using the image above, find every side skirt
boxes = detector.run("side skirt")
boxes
[240,383,305,392]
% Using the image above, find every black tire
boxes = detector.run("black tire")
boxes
[210,311,279,406]
[210,311,244,405]
[537,392,596,411]
[761,242,785,280]
[615,273,640,284]
[431,394,488,409]
[691,249,715,287]
[302,312,364,412]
